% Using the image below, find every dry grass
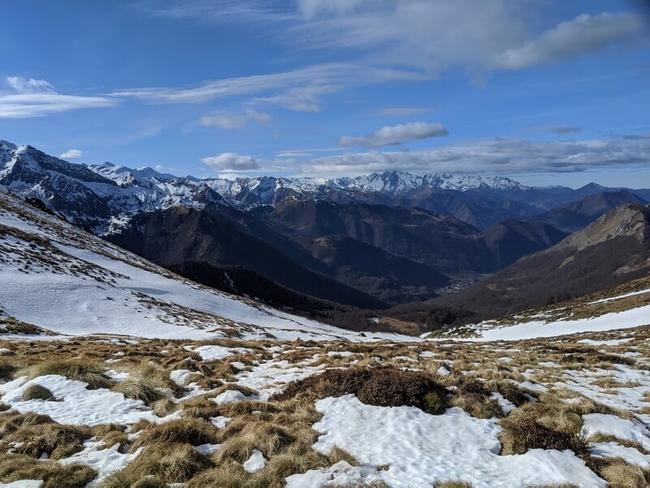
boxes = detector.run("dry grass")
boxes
[596,459,650,488]
[113,378,164,405]
[130,418,220,451]
[104,443,213,485]
[0,453,97,488]
[0,358,18,381]
[29,359,113,389]
[0,420,90,459]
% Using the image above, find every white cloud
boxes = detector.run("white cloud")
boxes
[201,152,261,171]
[0,77,117,119]
[340,122,448,147]
[200,109,271,129]
[59,149,83,159]
[497,12,646,70]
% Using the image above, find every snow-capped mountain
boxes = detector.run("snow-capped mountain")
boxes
[0,140,530,233]
[0,141,222,233]
[202,170,527,205]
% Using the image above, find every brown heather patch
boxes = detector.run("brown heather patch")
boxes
[272,367,449,414]
[499,399,588,456]
[0,453,97,488]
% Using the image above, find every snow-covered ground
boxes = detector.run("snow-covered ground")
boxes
[0,191,409,343]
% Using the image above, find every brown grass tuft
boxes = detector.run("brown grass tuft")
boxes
[130,418,219,450]
[30,359,113,389]
[108,443,212,484]
[113,378,164,405]
[0,453,97,488]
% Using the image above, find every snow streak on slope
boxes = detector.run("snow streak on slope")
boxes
[0,190,407,341]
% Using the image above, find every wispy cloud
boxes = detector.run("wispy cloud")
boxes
[340,122,448,147]
[112,63,426,111]
[59,149,83,159]
[497,13,646,70]
[0,77,116,119]
[200,108,271,129]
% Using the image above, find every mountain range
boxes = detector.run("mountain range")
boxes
[1,138,649,328]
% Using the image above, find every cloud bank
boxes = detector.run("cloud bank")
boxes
[203,135,650,176]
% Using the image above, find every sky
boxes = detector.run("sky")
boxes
[0,0,650,188]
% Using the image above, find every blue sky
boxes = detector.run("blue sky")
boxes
[1,0,649,187]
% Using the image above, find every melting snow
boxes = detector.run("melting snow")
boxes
[0,375,155,426]
[310,395,605,488]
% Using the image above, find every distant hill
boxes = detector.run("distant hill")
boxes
[390,204,650,329]
[531,190,647,232]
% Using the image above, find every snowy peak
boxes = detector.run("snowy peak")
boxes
[89,162,177,187]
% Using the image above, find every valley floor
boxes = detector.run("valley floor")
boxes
[0,325,649,487]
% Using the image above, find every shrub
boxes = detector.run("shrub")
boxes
[21,384,54,401]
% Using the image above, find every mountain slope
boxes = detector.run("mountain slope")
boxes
[254,199,493,274]
[480,219,568,269]
[392,204,650,329]
[0,187,403,341]
[107,205,386,309]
